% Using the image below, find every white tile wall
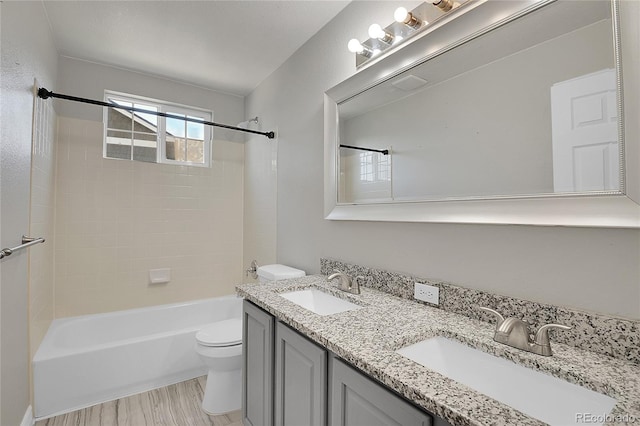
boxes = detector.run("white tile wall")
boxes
[54,117,244,317]
[29,90,57,358]
[242,132,278,282]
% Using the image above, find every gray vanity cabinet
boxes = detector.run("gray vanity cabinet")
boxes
[329,357,434,426]
[242,300,447,426]
[242,301,275,426]
[274,322,327,426]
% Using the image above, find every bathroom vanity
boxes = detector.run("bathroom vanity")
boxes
[237,262,640,426]
[242,300,438,426]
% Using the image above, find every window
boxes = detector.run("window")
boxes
[104,91,212,167]
[359,152,391,183]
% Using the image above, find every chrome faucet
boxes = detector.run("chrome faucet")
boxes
[328,270,362,295]
[478,306,571,356]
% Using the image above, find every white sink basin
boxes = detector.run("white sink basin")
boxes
[280,288,361,316]
[396,337,616,425]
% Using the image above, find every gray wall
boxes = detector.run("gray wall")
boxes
[246,1,640,319]
[1,1,58,423]
[56,57,244,142]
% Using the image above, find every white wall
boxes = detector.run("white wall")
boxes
[246,1,640,319]
[0,1,58,423]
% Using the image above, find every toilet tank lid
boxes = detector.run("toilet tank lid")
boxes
[257,264,306,281]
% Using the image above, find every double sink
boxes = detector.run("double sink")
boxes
[279,286,617,425]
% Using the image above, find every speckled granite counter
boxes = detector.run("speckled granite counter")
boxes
[237,275,640,426]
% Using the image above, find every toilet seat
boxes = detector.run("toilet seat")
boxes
[196,318,242,347]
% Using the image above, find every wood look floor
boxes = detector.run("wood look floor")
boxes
[35,376,242,426]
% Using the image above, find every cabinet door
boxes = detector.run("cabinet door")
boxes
[243,300,275,426]
[275,322,327,426]
[330,357,432,426]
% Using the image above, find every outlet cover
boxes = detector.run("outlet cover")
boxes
[414,282,439,305]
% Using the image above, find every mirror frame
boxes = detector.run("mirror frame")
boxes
[324,0,640,228]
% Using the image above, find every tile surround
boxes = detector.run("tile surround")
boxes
[321,258,640,364]
[29,93,57,362]
[54,117,244,317]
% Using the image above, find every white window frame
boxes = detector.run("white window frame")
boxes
[103,90,213,167]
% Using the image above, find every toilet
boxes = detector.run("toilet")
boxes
[195,264,305,414]
[195,317,243,414]
[256,263,306,284]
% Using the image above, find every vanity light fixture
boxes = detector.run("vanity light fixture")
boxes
[348,1,468,68]
[394,7,423,29]
[368,23,394,44]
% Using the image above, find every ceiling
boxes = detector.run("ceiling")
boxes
[42,1,350,97]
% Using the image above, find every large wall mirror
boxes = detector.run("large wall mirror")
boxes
[324,0,640,227]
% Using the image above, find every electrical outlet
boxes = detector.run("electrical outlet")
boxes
[414,282,439,305]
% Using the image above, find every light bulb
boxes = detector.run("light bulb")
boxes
[368,23,393,44]
[347,38,364,54]
[368,24,385,40]
[394,7,409,23]
[394,6,423,29]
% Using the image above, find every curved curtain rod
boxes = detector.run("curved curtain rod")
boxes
[37,88,276,139]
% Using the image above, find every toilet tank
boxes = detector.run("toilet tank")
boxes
[257,264,305,283]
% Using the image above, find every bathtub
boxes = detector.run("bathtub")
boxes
[33,295,242,419]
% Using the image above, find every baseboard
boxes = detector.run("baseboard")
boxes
[20,405,34,426]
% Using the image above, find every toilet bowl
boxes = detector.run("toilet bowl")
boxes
[195,318,243,414]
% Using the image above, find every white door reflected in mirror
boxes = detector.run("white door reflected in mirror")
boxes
[551,69,619,193]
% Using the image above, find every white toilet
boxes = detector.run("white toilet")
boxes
[195,317,243,414]
[256,263,306,284]
[195,264,305,414]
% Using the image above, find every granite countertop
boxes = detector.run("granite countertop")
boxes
[236,275,640,426]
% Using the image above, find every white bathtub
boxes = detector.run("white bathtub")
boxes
[33,295,242,419]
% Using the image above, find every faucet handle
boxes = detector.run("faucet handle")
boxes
[534,323,571,346]
[328,270,347,280]
[477,306,505,328]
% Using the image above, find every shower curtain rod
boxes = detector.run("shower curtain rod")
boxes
[339,144,389,155]
[37,88,275,139]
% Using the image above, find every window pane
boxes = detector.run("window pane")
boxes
[166,136,186,161]
[186,139,204,163]
[132,131,157,163]
[166,115,186,137]
[186,116,204,140]
[133,103,158,128]
[107,107,133,131]
[133,146,157,163]
[360,152,374,182]
[106,130,132,160]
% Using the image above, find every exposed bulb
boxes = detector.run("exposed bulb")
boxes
[394,7,409,23]
[368,24,385,40]
[394,6,423,29]
[347,38,364,54]
[368,23,393,44]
